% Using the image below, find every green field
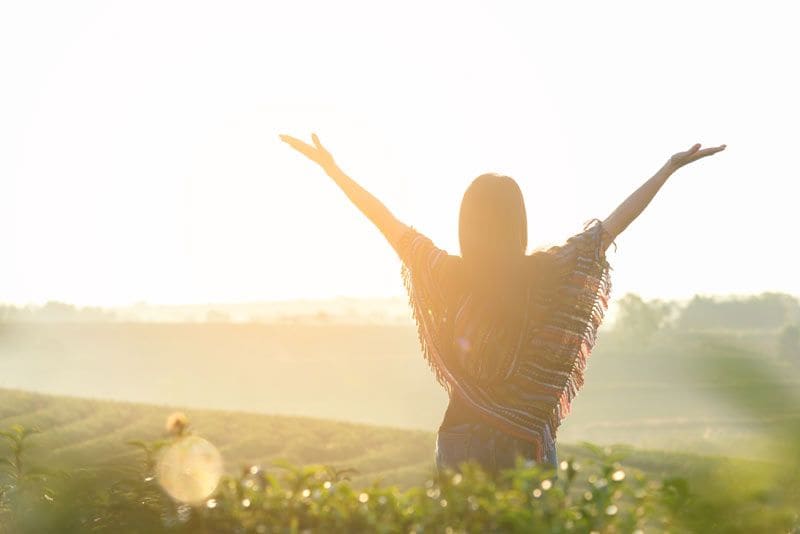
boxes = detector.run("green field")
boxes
[3,318,798,533]
[0,387,778,493]
[2,321,798,462]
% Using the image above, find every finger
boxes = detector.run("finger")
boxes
[283,139,313,155]
[696,146,726,157]
[279,133,308,148]
[279,133,304,146]
[280,135,317,158]
[279,133,310,145]
[687,147,726,163]
[675,144,701,160]
[311,133,335,161]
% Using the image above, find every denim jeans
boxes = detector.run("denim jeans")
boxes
[435,422,558,477]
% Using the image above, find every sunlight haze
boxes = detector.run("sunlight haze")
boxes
[2,1,797,306]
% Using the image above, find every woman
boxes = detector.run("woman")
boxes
[280,133,725,477]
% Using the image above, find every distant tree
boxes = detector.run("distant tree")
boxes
[778,324,800,361]
[36,301,77,322]
[614,293,678,343]
[677,292,800,331]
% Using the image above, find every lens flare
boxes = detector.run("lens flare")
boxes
[156,435,223,504]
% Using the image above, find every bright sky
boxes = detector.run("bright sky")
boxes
[1,1,797,306]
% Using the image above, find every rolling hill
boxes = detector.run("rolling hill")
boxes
[0,387,776,491]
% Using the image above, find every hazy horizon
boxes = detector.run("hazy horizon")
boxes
[4,287,797,310]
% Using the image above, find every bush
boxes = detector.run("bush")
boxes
[2,417,798,533]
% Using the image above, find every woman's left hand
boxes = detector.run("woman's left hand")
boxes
[279,133,339,176]
[667,143,727,171]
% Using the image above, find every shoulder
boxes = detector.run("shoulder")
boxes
[394,226,458,268]
[543,219,614,270]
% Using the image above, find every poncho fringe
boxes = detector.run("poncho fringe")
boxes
[399,219,613,464]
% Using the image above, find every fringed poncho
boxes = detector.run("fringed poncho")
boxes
[396,219,613,464]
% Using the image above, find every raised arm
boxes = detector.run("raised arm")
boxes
[600,142,727,251]
[279,133,409,251]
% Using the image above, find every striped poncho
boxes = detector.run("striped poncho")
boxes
[395,219,613,464]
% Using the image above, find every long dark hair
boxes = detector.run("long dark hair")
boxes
[458,173,555,318]
[459,173,527,269]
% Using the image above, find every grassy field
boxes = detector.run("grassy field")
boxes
[0,387,436,489]
[0,387,778,492]
[2,321,798,461]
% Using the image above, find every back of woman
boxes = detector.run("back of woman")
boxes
[395,175,613,476]
[279,132,725,479]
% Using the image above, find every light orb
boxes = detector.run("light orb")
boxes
[156,435,223,504]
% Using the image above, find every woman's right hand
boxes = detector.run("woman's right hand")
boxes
[667,142,727,171]
[279,132,341,176]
